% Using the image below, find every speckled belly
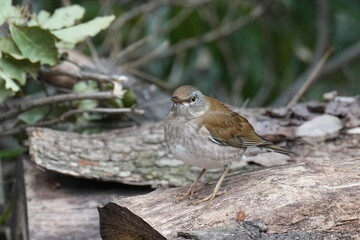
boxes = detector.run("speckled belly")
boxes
[164,118,245,169]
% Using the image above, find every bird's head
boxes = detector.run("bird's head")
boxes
[170,85,208,118]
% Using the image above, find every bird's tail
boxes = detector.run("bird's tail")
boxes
[263,144,295,156]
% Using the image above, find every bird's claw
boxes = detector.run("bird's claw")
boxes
[193,190,226,205]
[175,187,198,203]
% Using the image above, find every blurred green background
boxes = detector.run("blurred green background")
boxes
[31,0,360,107]
[2,0,360,239]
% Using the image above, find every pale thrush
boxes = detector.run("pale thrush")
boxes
[164,85,292,203]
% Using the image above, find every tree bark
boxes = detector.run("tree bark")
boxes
[99,156,360,239]
[27,108,294,187]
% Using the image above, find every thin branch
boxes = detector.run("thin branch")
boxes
[123,1,271,68]
[60,107,144,118]
[272,1,330,106]
[111,0,212,29]
[286,48,333,109]
[320,40,360,76]
[111,36,151,66]
[124,68,172,89]
[0,107,143,137]
[122,40,170,69]
[161,2,268,57]
[274,39,360,106]
[86,38,101,68]
[40,69,128,84]
[312,0,330,63]
[159,8,193,35]
[198,5,240,105]
[0,92,118,122]
[167,52,186,85]
[34,107,144,126]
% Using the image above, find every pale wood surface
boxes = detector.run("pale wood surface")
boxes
[108,151,360,239]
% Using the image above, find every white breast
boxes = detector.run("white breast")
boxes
[165,117,245,169]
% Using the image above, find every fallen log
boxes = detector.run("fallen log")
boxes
[26,108,294,187]
[99,157,360,239]
[27,97,360,188]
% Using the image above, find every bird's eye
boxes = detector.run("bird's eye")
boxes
[191,96,196,102]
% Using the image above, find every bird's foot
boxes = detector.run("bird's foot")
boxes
[193,190,226,205]
[175,186,198,203]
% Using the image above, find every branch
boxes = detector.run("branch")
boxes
[123,1,271,68]
[40,69,128,84]
[0,92,118,122]
[286,48,333,109]
[0,107,143,137]
[110,0,212,29]
[320,40,360,76]
[110,36,151,67]
[273,1,330,106]
[312,0,330,63]
[124,68,172,89]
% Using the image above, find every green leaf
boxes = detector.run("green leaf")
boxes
[0,0,23,25]
[123,89,137,107]
[10,25,58,65]
[0,148,25,159]
[73,81,99,110]
[0,78,15,102]
[52,15,115,45]
[0,37,24,59]
[55,41,76,49]
[0,56,26,85]
[0,202,12,224]
[18,106,49,124]
[28,10,50,27]
[0,69,20,91]
[0,0,11,25]
[19,59,40,78]
[41,5,85,30]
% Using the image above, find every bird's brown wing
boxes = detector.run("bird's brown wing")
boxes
[201,110,269,148]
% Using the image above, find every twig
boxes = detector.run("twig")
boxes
[36,107,144,126]
[167,52,186,85]
[60,107,144,118]
[0,92,118,122]
[0,107,143,137]
[110,36,151,66]
[61,0,71,6]
[274,40,360,106]
[320,40,360,76]
[124,68,172,89]
[250,34,276,107]
[159,8,193,36]
[86,38,101,69]
[286,48,333,109]
[40,69,128,84]
[122,40,169,69]
[312,0,329,63]
[198,5,240,105]
[272,1,330,107]
[111,0,212,29]
[123,1,271,68]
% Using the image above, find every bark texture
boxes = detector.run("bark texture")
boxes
[102,155,360,239]
[27,108,294,187]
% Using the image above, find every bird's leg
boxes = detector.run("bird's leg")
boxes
[176,168,206,203]
[195,164,231,204]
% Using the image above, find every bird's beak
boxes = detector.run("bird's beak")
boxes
[171,96,182,103]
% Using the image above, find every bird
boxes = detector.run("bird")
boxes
[164,85,293,204]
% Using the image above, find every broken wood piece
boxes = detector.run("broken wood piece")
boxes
[26,107,295,187]
[101,158,360,239]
